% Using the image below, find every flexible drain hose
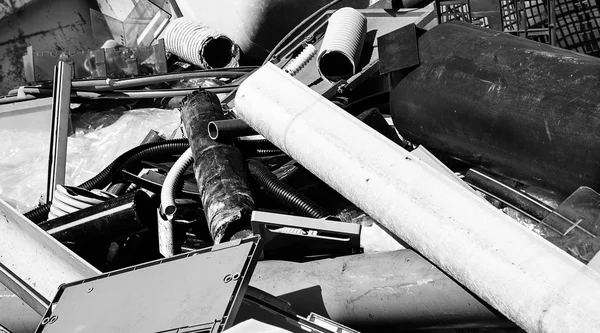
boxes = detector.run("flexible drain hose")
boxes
[47,185,115,220]
[160,147,194,219]
[317,7,367,82]
[158,147,194,257]
[247,159,328,218]
[25,139,190,223]
[163,17,240,69]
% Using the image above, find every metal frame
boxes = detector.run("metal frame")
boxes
[46,61,72,204]
[251,211,361,258]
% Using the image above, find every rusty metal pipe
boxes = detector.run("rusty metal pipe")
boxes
[181,91,255,243]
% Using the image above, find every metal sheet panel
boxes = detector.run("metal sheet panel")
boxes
[35,237,262,333]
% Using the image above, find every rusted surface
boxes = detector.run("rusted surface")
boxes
[0,0,95,94]
[181,91,255,243]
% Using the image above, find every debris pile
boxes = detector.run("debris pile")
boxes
[1,1,600,332]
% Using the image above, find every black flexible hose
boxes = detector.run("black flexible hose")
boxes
[236,139,284,157]
[25,139,190,223]
[247,159,328,218]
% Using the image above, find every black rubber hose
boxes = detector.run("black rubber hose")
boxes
[247,159,328,218]
[25,139,190,223]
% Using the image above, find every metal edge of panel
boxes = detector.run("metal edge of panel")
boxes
[34,236,263,333]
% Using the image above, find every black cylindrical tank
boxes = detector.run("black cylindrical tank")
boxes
[390,22,600,195]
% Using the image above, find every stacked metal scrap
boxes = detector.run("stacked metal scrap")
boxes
[2,0,600,332]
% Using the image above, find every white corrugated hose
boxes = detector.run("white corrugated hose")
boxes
[317,7,367,82]
[163,17,240,69]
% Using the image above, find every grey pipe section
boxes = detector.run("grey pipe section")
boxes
[159,147,194,257]
[161,147,194,219]
[208,119,257,140]
[251,250,512,331]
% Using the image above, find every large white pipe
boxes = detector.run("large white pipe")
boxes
[234,63,600,333]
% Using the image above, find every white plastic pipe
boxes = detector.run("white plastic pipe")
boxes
[234,63,600,333]
[159,147,194,258]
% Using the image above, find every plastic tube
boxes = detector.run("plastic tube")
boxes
[24,139,190,223]
[208,119,257,140]
[283,44,317,76]
[247,159,328,218]
[47,185,112,220]
[160,147,194,219]
[317,7,367,82]
[163,17,240,69]
[8,86,238,99]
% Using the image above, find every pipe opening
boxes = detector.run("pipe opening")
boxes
[203,37,235,69]
[164,205,177,216]
[208,122,219,140]
[318,51,354,82]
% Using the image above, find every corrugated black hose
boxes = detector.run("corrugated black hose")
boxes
[236,139,283,157]
[247,159,328,218]
[25,139,190,223]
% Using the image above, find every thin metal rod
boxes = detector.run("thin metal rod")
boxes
[549,0,557,46]
[62,68,253,90]
[0,262,49,316]
[15,86,238,100]
[46,61,72,203]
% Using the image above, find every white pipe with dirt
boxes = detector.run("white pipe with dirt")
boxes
[234,63,600,333]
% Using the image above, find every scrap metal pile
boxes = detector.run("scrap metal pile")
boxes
[1,0,600,332]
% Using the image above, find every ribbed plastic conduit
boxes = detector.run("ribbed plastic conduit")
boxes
[163,17,240,69]
[317,7,367,82]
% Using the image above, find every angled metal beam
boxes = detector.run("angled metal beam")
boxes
[46,61,72,203]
